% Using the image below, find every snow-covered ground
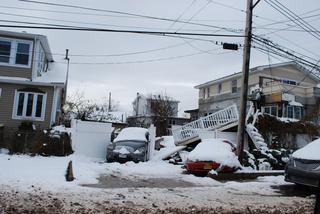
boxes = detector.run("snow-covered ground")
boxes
[0,152,315,213]
[0,134,316,213]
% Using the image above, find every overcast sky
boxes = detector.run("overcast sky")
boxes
[1,0,320,115]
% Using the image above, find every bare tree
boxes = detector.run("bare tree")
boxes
[149,93,176,136]
[63,90,123,125]
[63,91,97,121]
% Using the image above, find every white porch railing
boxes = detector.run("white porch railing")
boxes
[172,104,239,143]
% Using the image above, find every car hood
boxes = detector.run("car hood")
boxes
[292,138,320,161]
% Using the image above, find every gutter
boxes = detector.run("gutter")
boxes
[0,78,65,87]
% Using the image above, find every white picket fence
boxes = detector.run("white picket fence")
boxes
[172,104,239,143]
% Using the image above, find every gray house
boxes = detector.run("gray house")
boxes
[195,62,320,120]
[0,30,67,130]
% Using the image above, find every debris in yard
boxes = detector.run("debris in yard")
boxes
[66,161,75,182]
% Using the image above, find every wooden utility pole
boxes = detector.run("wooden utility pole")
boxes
[236,0,258,163]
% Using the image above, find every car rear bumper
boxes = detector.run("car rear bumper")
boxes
[185,161,233,174]
[285,165,320,187]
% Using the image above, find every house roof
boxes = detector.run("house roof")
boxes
[194,61,320,89]
[0,30,53,62]
[134,93,180,103]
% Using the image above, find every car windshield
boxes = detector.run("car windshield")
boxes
[115,141,146,150]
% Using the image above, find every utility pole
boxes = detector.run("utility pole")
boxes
[108,92,112,112]
[64,49,70,105]
[236,0,260,163]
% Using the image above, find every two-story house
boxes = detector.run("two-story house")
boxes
[0,30,67,130]
[195,62,320,120]
[128,93,189,128]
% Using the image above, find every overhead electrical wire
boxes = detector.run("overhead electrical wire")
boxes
[55,48,236,65]
[175,0,211,32]
[0,22,246,38]
[0,5,244,23]
[252,35,320,72]
[17,0,242,33]
[265,0,320,40]
[167,0,198,30]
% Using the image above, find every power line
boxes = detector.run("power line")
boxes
[0,12,244,33]
[175,0,211,32]
[0,5,244,23]
[0,22,246,37]
[18,0,242,33]
[265,0,320,40]
[268,33,320,59]
[55,48,235,65]
[252,35,320,71]
[167,0,198,30]
[272,0,320,36]
[256,12,320,28]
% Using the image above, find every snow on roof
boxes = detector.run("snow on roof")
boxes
[0,76,29,82]
[292,138,320,160]
[289,101,303,107]
[114,127,149,142]
[34,62,67,84]
[187,138,241,167]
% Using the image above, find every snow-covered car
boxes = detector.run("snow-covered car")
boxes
[185,138,240,175]
[106,127,150,163]
[285,138,320,187]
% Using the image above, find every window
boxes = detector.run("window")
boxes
[263,105,278,117]
[203,87,210,99]
[13,90,46,121]
[231,79,237,93]
[0,40,11,63]
[217,83,222,94]
[37,45,47,75]
[0,38,33,67]
[287,105,302,119]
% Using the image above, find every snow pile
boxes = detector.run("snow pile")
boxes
[160,136,176,148]
[152,136,186,161]
[246,124,268,150]
[0,154,106,190]
[50,125,71,135]
[114,127,148,142]
[292,138,320,160]
[277,117,299,123]
[187,138,241,167]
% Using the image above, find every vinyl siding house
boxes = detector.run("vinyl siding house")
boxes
[0,30,67,130]
[195,62,320,120]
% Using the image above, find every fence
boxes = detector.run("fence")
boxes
[71,120,112,159]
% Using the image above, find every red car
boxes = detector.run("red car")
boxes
[184,139,239,175]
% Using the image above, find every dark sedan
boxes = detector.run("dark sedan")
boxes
[106,140,149,163]
[106,127,150,163]
[285,139,320,188]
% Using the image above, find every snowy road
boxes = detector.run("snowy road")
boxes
[0,153,316,213]
[0,181,315,213]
